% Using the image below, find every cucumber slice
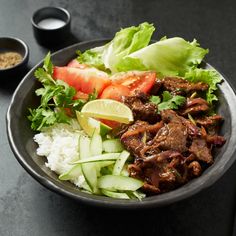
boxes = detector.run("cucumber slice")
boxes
[97,175,143,191]
[103,139,124,153]
[96,161,115,177]
[79,135,91,159]
[120,165,129,177]
[59,164,83,180]
[101,189,130,199]
[72,153,120,164]
[59,164,91,192]
[79,136,98,193]
[113,150,130,175]
[126,191,146,200]
[100,165,114,175]
[90,132,103,156]
[132,191,146,200]
[96,161,115,169]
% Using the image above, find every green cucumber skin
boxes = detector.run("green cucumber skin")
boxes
[103,139,124,153]
[79,136,91,160]
[59,133,145,199]
[79,136,98,193]
[101,189,130,199]
[90,133,103,156]
[59,164,82,180]
[113,150,130,175]
[97,175,143,191]
[120,165,129,177]
[72,153,120,164]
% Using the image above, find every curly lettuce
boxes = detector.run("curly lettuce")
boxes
[117,37,208,76]
[77,22,221,103]
[77,22,155,73]
[185,68,222,104]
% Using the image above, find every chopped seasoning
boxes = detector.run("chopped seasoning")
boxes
[0,51,23,69]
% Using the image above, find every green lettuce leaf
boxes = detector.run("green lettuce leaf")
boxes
[76,46,106,71]
[76,23,220,105]
[117,37,208,76]
[77,22,155,73]
[185,68,222,104]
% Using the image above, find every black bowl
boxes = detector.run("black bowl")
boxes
[31,7,71,46]
[6,40,236,209]
[0,37,29,79]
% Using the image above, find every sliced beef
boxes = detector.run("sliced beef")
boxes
[161,109,201,136]
[111,124,130,138]
[207,135,226,147]
[121,120,164,158]
[161,109,183,123]
[117,86,225,195]
[196,115,223,127]
[180,97,209,116]
[182,118,202,136]
[142,182,160,194]
[129,150,187,193]
[122,92,159,124]
[149,80,163,95]
[189,137,213,164]
[151,123,188,153]
[188,161,202,177]
[154,77,208,95]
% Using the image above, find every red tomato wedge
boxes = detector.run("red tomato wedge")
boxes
[73,91,89,100]
[100,85,130,101]
[111,71,156,94]
[99,119,120,128]
[53,67,111,95]
[100,71,156,101]
[67,59,88,69]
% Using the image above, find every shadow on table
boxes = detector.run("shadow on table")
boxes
[0,65,31,95]
[38,181,236,236]
[38,32,80,52]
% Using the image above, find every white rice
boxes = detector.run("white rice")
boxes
[33,119,87,187]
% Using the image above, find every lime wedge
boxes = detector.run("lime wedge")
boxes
[81,99,134,124]
[76,111,111,137]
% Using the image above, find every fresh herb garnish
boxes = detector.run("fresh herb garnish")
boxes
[149,95,161,104]
[150,91,186,112]
[28,52,96,131]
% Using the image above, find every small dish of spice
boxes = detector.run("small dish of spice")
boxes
[0,51,23,69]
[0,37,29,79]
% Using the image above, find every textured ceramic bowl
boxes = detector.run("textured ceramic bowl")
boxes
[6,40,236,209]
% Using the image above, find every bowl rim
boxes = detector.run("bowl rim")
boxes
[0,37,29,72]
[6,39,236,209]
[31,6,71,32]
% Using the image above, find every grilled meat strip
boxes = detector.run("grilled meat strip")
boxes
[120,109,225,194]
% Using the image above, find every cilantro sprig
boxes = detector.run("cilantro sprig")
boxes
[150,91,186,112]
[28,52,97,131]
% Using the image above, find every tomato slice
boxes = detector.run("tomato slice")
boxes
[100,71,156,101]
[53,67,111,95]
[111,71,156,94]
[73,91,89,100]
[99,85,130,101]
[67,59,88,69]
[99,119,120,128]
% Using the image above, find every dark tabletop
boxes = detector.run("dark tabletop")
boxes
[1,0,236,235]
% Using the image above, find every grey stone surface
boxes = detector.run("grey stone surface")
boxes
[1,0,236,235]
